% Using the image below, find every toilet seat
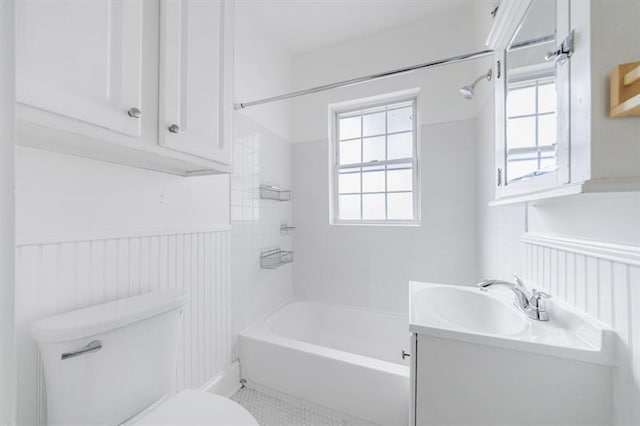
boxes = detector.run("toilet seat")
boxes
[132,389,259,425]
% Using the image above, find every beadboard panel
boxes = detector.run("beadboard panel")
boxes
[523,233,640,426]
[15,229,231,426]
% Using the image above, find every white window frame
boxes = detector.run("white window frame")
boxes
[328,89,421,226]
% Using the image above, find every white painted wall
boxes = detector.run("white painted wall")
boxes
[230,7,294,351]
[16,148,229,244]
[234,3,292,142]
[292,5,487,144]
[291,9,484,314]
[0,1,16,424]
[474,2,640,424]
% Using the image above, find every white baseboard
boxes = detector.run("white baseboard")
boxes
[200,361,242,398]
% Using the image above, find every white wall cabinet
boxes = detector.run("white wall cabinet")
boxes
[159,0,233,165]
[487,0,640,204]
[16,0,233,176]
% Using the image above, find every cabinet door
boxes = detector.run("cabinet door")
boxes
[159,0,233,165]
[16,0,143,137]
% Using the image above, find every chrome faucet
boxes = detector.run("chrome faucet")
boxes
[477,275,551,321]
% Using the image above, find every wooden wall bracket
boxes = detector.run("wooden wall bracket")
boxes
[610,61,640,118]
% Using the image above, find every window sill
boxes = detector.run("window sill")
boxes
[331,220,421,227]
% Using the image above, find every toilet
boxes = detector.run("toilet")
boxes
[31,290,258,425]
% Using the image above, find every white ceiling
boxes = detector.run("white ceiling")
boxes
[236,0,471,55]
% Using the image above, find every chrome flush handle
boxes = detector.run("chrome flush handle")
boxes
[61,340,103,360]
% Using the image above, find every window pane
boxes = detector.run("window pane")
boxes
[507,86,536,117]
[362,136,385,163]
[538,83,556,113]
[362,194,385,220]
[387,107,413,133]
[387,167,413,192]
[540,157,558,171]
[339,170,360,194]
[538,114,557,146]
[387,193,413,220]
[507,117,536,148]
[339,139,361,165]
[388,132,413,160]
[508,160,538,182]
[362,167,385,193]
[363,112,385,137]
[339,116,361,140]
[339,195,360,220]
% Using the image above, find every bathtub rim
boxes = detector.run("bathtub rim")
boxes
[239,299,410,378]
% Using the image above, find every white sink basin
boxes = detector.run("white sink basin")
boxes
[412,286,527,336]
[409,281,614,366]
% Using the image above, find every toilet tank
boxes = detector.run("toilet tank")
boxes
[31,290,188,426]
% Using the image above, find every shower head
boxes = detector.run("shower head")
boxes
[459,85,475,100]
[459,69,493,100]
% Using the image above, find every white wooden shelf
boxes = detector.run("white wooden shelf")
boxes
[489,178,640,206]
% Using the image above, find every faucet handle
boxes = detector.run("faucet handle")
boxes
[513,274,525,288]
[532,289,551,299]
[527,289,552,321]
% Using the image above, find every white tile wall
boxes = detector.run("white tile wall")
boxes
[231,113,293,353]
[292,119,478,314]
[15,228,231,426]
[521,234,640,425]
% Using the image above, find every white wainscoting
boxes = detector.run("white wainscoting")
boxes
[522,232,640,426]
[15,227,231,426]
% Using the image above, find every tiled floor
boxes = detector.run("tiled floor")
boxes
[232,387,348,426]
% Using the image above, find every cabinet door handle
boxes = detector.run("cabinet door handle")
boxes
[168,124,180,134]
[127,107,142,119]
[402,350,411,360]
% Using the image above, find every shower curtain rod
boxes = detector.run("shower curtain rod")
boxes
[233,34,556,110]
[233,48,494,110]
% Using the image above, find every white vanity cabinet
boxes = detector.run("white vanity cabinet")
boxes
[16,0,233,176]
[410,332,612,426]
[488,0,640,204]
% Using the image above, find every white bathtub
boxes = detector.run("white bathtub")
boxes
[239,301,411,425]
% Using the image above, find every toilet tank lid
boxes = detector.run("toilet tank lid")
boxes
[31,290,189,343]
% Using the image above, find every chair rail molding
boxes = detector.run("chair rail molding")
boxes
[521,232,640,267]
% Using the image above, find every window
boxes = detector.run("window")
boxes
[506,74,557,183]
[330,93,419,225]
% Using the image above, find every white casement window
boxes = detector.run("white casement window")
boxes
[329,92,420,225]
